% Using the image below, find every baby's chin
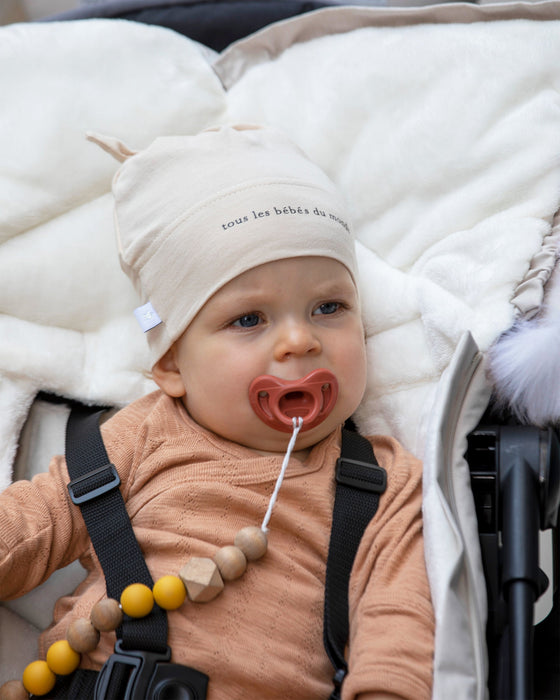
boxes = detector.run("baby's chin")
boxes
[238,418,342,457]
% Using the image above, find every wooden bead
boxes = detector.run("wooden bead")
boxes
[0,680,29,700]
[234,526,268,561]
[214,545,247,581]
[90,598,123,632]
[46,639,81,675]
[22,661,56,696]
[67,618,100,653]
[179,557,224,602]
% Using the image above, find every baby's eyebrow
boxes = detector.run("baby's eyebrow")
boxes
[323,281,354,293]
[217,291,270,308]
[212,274,356,310]
[226,285,351,308]
[309,280,357,298]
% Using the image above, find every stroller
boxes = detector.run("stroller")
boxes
[1,1,559,697]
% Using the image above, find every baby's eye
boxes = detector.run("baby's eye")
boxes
[232,313,261,328]
[314,302,342,316]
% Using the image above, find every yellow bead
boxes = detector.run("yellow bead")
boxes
[22,660,56,696]
[153,575,187,610]
[90,598,123,632]
[46,639,81,675]
[120,583,154,618]
[234,526,268,561]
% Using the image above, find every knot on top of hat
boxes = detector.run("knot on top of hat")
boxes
[86,132,138,163]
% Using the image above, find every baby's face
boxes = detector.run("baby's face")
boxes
[155,256,367,454]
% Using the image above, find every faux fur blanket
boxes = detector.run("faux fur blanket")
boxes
[1,9,560,695]
[2,14,559,488]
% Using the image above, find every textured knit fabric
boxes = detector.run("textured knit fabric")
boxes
[0,392,433,699]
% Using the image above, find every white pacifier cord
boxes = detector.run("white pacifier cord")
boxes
[261,416,303,533]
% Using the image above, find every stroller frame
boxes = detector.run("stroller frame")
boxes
[468,418,560,698]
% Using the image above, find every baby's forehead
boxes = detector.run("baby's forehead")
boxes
[204,256,356,304]
[233,255,349,277]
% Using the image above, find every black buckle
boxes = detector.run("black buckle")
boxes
[335,457,387,494]
[68,463,121,505]
[95,641,209,700]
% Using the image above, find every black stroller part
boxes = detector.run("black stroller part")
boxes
[467,419,560,700]
[66,406,169,655]
[35,390,114,412]
[65,405,210,700]
[44,0,335,52]
[534,568,560,700]
[325,428,387,699]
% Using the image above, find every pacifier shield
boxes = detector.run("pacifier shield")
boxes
[249,369,338,433]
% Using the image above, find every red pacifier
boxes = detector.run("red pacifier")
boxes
[249,369,339,433]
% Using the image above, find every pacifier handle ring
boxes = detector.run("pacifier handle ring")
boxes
[249,369,338,433]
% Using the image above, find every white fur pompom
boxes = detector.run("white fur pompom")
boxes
[489,310,560,426]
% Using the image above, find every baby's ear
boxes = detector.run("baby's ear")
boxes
[152,346,186,398]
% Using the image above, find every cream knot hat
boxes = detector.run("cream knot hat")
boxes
[88,125,357,364]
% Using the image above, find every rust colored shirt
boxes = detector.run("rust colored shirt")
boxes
[0,391,433,699]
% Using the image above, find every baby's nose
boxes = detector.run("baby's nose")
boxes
[273,322,321,360]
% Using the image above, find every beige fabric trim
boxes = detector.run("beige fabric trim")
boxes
[214,2,560,88]
[512,207,560,318]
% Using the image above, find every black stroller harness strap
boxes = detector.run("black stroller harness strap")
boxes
[66,406,168,655]
[64,408,385,700]
[324,428,387,698]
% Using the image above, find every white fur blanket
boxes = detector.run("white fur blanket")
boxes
[2,13,559,486]
[1,8,560,695]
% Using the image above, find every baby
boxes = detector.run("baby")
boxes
[0,125,434,699]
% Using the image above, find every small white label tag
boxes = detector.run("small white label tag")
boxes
[134,302,162,332]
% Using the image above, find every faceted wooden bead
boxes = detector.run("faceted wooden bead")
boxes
[90,598,123,632]
[234,526,268,561]
[67,617,100,653]
[0,680,29,700]
[214,545,247,581]
[179,557,224,602]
